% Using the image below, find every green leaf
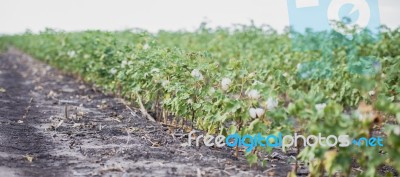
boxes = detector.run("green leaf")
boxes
[245,153,258,165]
[227,124,237,134]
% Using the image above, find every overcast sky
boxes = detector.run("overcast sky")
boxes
[0,0,398,34]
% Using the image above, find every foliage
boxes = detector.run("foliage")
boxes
[1,25,400,176]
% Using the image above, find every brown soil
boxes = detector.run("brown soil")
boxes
[0,50,295,177]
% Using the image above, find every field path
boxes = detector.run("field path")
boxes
[0,49,292,177]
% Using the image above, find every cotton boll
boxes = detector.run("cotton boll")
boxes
[151,68,160,73]
[191,69,203,80]
[143,43,150,50]
[297,63,302,71]
[121,60,128,68]
[121,60,133,68]
[247,89,260,100]
[110,68,117,75]
[394,126,400,136]
[208,87,215,95]
[315,103,327,112]
[221,78,232,91]
[249,108,257,118]
[355,110,365,121]
[255,108,265,117]
[161,80,170,88]
[368,90,375,96]
[266,97,278,110]
[248,72,256,78]
[67,51,76,58]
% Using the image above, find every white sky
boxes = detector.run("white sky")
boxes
[0,0,398,34]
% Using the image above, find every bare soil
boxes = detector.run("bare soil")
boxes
[0,50,295,177]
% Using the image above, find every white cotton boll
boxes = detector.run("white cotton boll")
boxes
[161,80,170,87]
[67,51,76,58]
[248,72,256,78]
[266,97,279,110]
[121,60,128,68]
[221,78,232,91]
[247,89,260,100]
[393,126,400,136]
[249,108,257,118]
[297,63,302,71]
[368,90,376,96]
[255,108,265,117]
[191,69,203,80]
[151,68,160,73]
[143,43,150,50]
[208,87,215,95]
[355,110,374,122]
[315,103,327,112]
[110,68,117,75]
[355,110,365,121]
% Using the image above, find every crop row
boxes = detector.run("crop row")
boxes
[1,25,400,176]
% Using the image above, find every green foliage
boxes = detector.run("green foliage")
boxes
[0,25,399,176]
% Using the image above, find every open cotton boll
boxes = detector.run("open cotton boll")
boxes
[67,51,76,58]
[161,80,170,87]
[151,68,160,73]
[368,90,376,96]
[221,78,232,91]
[248,72,256,78]
[208,87,215,95]
[121,60,128,68]
[247,89,260,100]
[249,108,257,118]
[315,103,327,112]
[110,68,117,75]
[121,60,133,68]
[355,110,375,122]
[191,69,203,80]
[394,126,400,136]
[296,63,302,71]
[143,43,150,50]
[266,97,278,110]
[255,108,265,117]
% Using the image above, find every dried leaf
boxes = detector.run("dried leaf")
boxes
[24,155,34,163]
